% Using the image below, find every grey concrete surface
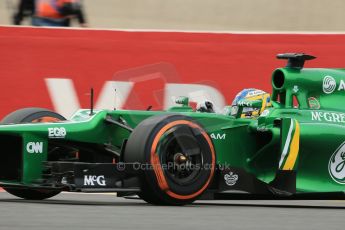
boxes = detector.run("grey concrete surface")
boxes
[0,192,343,230]
[1,0,345,31]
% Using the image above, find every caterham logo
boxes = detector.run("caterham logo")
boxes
[224,172,238,186]
[323,76,336,94]
[210,133,226,140]
[329,142,345,184]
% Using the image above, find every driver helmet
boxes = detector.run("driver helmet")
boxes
[231,88,271,118]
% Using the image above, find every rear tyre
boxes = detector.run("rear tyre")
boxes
[124,114,216,205]
[2,107,66,200]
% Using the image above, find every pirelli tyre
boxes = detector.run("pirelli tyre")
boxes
[124,114,216,205]
[1,107,66,200]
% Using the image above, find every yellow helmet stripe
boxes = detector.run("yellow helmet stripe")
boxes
[245,95,262,100]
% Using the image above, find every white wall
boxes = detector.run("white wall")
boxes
[1,0,345,31]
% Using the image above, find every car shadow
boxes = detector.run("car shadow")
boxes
[0,197,343,209]
[0,197,149,206]
[195,201,345,210]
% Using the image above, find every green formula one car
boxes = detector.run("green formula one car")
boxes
[0,53,344,205]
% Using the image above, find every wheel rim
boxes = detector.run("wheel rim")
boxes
[158,125,204,186]
[149,119,215,200]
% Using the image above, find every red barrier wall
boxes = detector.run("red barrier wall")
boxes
[1,26,345,118]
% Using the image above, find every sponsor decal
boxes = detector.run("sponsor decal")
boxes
[247,90,265,97]
[260,109,270,117]
[311,111,345,123]
[48,127,66,138]
[329,142,345,184]
[224,171,238,186]
[323,76,336,94]
[116,162,126,171]
[338,80,345,91]
[308,97,320,109]
[210,133,226,140]
[83,175,106,186]
[26,142,43,154]
[237,100,252,107]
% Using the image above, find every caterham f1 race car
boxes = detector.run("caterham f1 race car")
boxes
[0,53,344,205]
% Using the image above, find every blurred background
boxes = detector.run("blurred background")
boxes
[1,0,345,31]
[1,0,345,118]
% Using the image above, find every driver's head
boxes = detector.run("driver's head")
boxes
[231,88,271,118]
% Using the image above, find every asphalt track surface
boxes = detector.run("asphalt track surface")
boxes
[0,192,344,230]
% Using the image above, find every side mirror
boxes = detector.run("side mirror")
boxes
[175,96,189,107]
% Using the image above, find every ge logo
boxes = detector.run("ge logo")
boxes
[329,142,345,184]
[323,76,336,94]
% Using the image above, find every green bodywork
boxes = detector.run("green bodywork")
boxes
[0,65,345,194]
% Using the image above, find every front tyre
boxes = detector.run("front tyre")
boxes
[124,114,216,205]
[2,107,66,200]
